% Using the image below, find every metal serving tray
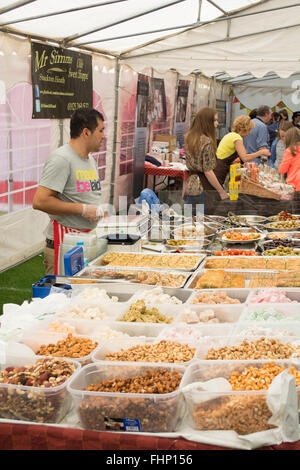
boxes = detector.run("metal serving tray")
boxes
[217,227,266,245]
[201,255,300,270]
[266,231,300,240]
[265,222,300,232]
[72,266,192,289]
[267,214,300,222]
[185,269,279,290]
[88,251,206,272]
[172,223,217,240]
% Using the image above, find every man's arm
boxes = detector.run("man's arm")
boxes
[33,186,100,222]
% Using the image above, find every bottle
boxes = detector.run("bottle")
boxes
[77,242,88,266]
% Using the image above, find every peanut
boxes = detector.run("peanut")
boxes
[36,333,98,359]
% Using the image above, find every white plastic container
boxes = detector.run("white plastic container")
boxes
[20,331,102,366]
[67,361,186,432]
[92,337,197,365]
[181,359,300,434]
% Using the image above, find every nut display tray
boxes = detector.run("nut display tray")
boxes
[92,337,197,365]
[89,251,206,272]
[67,361,186,433]
[72,266,192,289]
[0,355,80,423]
[181,359,300,434]
[194,335,298,361]
[20,331,102,366]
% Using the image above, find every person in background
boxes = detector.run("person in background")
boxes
[278,127,300,199]
[215,115,270,186]
[243,105,272,164]
[268,112,281,147]
[33,108,106,275]
[249,108,258,119]
[279,109,289,121]
[184,107,229,215]
[292,111,300,128]
[269,120,294,169]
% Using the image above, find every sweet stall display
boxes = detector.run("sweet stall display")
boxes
[2,208,300,447]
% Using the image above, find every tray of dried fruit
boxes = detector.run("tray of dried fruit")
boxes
[88,251,206,272]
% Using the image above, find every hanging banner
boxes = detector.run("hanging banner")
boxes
[133,74,149,198]
[174,80,190,148]
[147,77,167,124]
[31,42,93,119]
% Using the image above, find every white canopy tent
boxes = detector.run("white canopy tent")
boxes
[1,0,300,271]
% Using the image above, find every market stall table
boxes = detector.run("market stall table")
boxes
[1,422,300,450]
[144,161,189,193]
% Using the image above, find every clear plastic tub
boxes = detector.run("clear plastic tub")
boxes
[27,316,165,339]
[92,337,197,365]
[181,359,300,434]
[239,303,300,323]
[0,355,80,423]
[20,331,101,366]
[195,335,299,361]
[247,288,300,304]
[175,303,245,324]
[186,288,251,305]
[230,321,300,340]
[67,361,186,432]
[114,302,180,324]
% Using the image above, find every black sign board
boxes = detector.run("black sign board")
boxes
[31,42,93,119]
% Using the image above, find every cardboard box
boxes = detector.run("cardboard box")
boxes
[230,163,241,181]
[154,134,177,151]
[229,181,239,200]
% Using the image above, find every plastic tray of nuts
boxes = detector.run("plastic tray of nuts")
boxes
[194,335,300,361]
[67,361,186,433]
[180,359,300,435]
[0,354,81,423]
[20,331,102,366]
[91,337,197,366]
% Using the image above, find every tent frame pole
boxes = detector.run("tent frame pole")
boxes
[120,2,300,56]
[109,57,120,206]
[62,0,187,46]
[0,0,37,15]
[122,21,300,59]
[0,1,128,27]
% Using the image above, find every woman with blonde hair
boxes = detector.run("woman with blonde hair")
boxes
[279,127,300,199]
[214,115,270,186]
[184,107,229,214]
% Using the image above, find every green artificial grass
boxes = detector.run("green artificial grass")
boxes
[0,253,46,315]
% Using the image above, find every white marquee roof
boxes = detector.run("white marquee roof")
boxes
[0,0,299,78]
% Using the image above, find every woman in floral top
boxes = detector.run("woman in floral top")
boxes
[184,107,229,214]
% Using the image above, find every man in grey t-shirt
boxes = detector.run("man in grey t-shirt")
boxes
[33,108,105,275]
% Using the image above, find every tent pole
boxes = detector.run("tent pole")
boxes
[109,57,120,207]
[62,0,187,46]
[0,0,37,15]
[120,2,300,57]
[172,72,179,135]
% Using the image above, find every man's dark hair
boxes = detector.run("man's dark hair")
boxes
[70,108,104,139]
[257,105,271,117]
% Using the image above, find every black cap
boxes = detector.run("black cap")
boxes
[292,111,300,118]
